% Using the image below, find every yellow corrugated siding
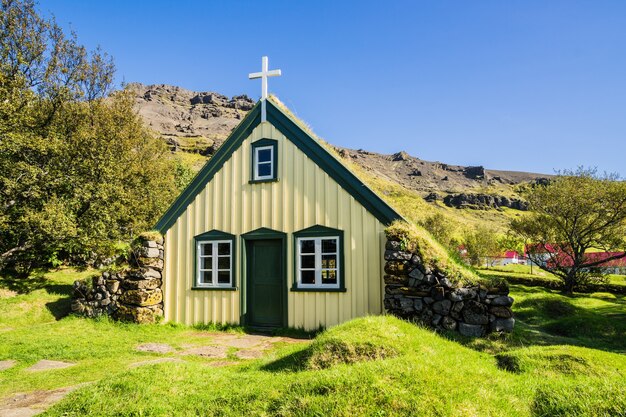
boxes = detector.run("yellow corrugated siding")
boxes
[162,122,385,330]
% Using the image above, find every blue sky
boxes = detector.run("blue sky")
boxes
[41,1,626,176]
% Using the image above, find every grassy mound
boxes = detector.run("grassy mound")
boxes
[385,220,481,285]
[496,345,626,377]
[305,316,405,369]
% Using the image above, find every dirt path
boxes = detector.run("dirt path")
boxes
[0,332,309,416]
[0,384,87,417]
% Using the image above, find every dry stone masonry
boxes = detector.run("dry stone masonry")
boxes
[71,235,164,323]
[383,238,514,337]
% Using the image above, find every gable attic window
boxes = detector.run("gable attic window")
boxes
[193,230,236,290]
[250,139,278,183]
[292,225,346,292]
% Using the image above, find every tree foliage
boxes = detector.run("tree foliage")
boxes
[462,226,501,267]
[0,0,178,275]
[511,168,626,293]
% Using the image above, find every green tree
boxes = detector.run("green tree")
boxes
[462,226,501,267]
[510,168,626,294]
[0,0,177,275]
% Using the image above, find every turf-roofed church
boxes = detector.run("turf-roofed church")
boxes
[155,57,401,330]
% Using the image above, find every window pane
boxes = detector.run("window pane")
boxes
[322,255,336,269]
[201,271,212,284]
[217,271,230,285]
[301,255,315,269]
[257,162,271,177]
[301,270,315,284]
[201,257,212,270]
[322,270,337,285]
[218,242,230,255]
[201,244,212,256]
[257,148,272,163]
[217,256,230,269]
[322,239,337,253]
[300,239,315,253]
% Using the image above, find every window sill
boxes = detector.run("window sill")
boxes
[191,286,238,291]
[290,287,347,293]
[249,178,279,184]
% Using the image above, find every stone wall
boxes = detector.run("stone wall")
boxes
[383,238,514,337]
[71,236,164,324]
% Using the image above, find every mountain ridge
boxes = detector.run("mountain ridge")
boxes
[131,83,549,210]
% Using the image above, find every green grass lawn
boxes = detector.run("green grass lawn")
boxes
[478,264,626,294]
[1,268,625,416]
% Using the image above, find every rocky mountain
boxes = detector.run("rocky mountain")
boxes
[132,83,549,210]
[131,83,255,154]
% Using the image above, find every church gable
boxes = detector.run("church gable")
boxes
[155,98,401,233]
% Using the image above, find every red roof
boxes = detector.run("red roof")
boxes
[547,251,626,268]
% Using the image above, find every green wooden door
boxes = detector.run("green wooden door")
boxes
[247,239,284,327]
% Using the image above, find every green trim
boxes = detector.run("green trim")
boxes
[192,286,238,291]
[154,97,402,233]
[240,228,288,328]
[154,102,261,233]
[249,138,278,183]
[193,230,237,290]
[290,287,347,293]
[292,225,346,292]
[265,99,402,225]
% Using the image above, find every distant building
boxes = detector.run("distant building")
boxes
[525,244,626,274]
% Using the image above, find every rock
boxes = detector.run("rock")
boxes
[462,300,489,325]
[491,318,515,332]
[423,297,434,305]
[26,360,75,371]
[119,289,163,307]
[441,316,457,330]
[137,257,164,271]
[458,323,486,337]
[413,298,423,312]
[0,359,16,371]
[431,286,445,300]
[384,275,409,286]
[449,292,463,302]
[452,288,477,300]
[143,240,158,248]
[122,278,162,291]
[115,304,163,324]
[385,240,402,251]
[399,298,414,310]
[136,343,175,354]
[451,301,464,314]
[432,314,442,326]
[408,268,425,281]
[100,298,111,306]
[424,274,437,285]
[106,280,120,293]
[410,254,422,266]
[138,247,160,258]
[439,277,453,288]
[491,296,514,307]
[142,268,162,279]
[384,261,410,276]
[384,250,412,261]
[432,299,451,315]
[392,151,410,161]
[489,306,513,318]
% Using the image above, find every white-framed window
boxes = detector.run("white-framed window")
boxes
[296,237,340,289]
[196,240,232,288]
[254,145,274,180]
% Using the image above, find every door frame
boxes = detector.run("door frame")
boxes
[240,227,287,328]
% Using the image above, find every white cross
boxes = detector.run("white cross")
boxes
[249,56,281,122]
